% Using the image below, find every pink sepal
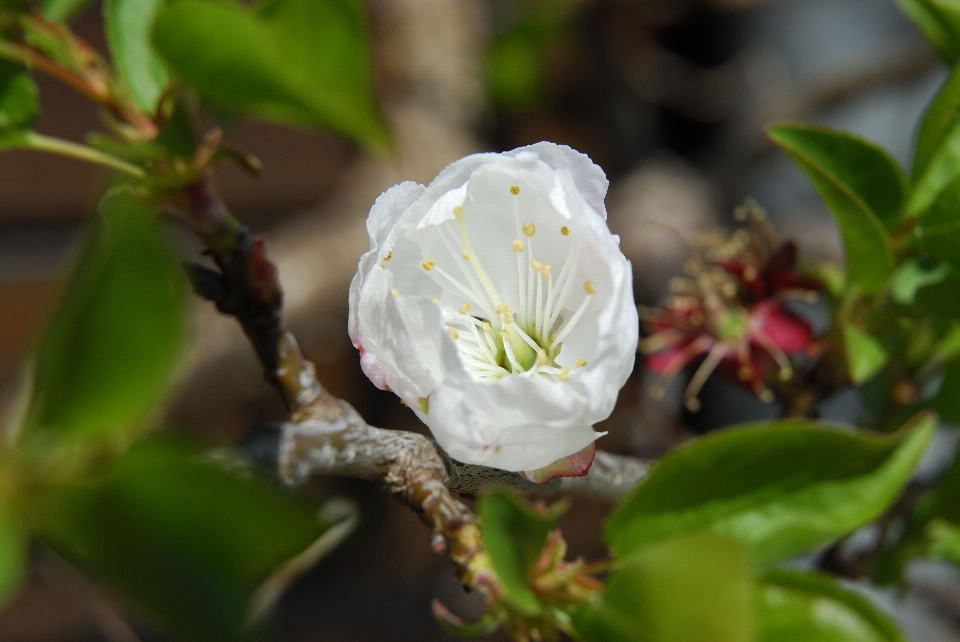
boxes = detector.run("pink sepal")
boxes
[520,442,596,483]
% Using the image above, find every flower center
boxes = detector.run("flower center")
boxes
[415,184,594,391]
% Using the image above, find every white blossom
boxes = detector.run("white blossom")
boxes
[348,143,637,475]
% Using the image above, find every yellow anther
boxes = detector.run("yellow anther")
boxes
[510,185,521,195]
[540,265,551,280]
[433,298,440,305]
[686,397,702,412]
[482,321,491,333]
[512,239,525,252]
[392,289,400,298]
[422,258,435,271]
[503,315,514,324]
[560,226,569,236]
[558,366,569,382]
[462,250,470,260]
[496,303,512,316]
[536,349,547,366]
[453,205,464,216]
[583,280,596,295]
[447,328,459,340]
[530,259,543,271]
[576,358,587,368]
[384,250,392,261]
[500,329,510,340]
[522,222,536,237]
[460,303,472,315]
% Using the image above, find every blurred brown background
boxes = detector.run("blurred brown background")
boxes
[0,0,955,640]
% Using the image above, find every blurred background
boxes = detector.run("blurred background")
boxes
[0,0,955,640]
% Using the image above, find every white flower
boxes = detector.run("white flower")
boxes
[348,143,638,475]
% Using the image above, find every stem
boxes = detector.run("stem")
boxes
[18,131,146,178]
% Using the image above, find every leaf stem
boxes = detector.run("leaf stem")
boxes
[17,131,146,178]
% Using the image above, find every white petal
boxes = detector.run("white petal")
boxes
[508,142,609,219]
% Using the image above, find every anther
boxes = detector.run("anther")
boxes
[760,390,775,403]
[558,366,569,382]
[453,205,464,216]
[576,358,587,368]
[530,259,543,271]
[384,250,392,261]
[685,397,702,412]
[482,321,491,333]
[522,222,536,237]
[447,328,459,340]
[461,250,470,260]
[738,366,752,381]
[512,239,525,252]
[536,349,547,366]
[583,280,596,295]
[422,258,435,271]
[560,226,569,236]
[392,289,400,298]
[510,185,520,195]
[460,303,472,315]
[500,329,510,340]
[433,298,440,305]
[540,265,551,280]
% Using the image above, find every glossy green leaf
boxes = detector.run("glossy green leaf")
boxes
[896,0,960,62]
[914,65,960,181]
[477,489,565,616]
[105,0,170,113]
[767,124,895,294]
[0,504,26,610]
[41,0,95,21]
[0,59,38,132]
[843,325,889,384]
[758,569,903,642]
[914,176,960,261]
[573,533,754,642]
[43,441,333,642]
[908,118,960,216]
[152,0,390,152]
[18,189,186,447]
[605,416,934,564]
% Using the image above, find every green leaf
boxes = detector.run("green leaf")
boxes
[758,569,903,642]
[43,440,333,642]
[477,488,565,616]
[896,0,960,62]
[914,65,960,181]
[152,0,390,152]
[908,119,960,216]
[104,0,170,113]
[914,272,960,317]
[913,176,960,261]
[573,533,754,642]
[41,0,95,21]
[0,59,38,132]
[0,503,26,610]
[605,415,934,564]
[843,325,889,384]
[18,189,187,447]
[889,260,950,304]
[767,124,896,294]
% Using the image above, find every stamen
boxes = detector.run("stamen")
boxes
[531,259,542,271]
[558,366,569,382]
[433,298,440,305]
[536,349,547,366]
[392,289,399,298]
[523,222,536,237]
[560,226,569,236]
[576,358,587,368]
[460,303,472,315]
[462,251,470,260]
[482,321,491,333]
[583,280,596,295]
[683,344,725,413]
[422,258,435,271]
[550,292,592,350]
[447,328,459,340]
[513,239,525,252]
[510,185,521,195]
[545,241,581,331]
[384,250,392,261]
[540,265,551,280]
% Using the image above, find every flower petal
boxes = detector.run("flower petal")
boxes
[520,441,596,483]
[749,300,812,355]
